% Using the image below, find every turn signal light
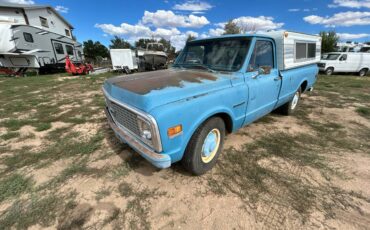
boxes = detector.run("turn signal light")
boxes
[168,125,182,137]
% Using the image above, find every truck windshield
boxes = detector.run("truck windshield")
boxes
[322,54,340,60]
[174,38,251,72]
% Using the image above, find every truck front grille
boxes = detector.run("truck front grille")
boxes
[106,100,141,137]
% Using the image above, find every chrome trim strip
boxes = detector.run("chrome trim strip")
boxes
[102,87,163,152]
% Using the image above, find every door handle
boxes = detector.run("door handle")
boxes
[274,76,282,81]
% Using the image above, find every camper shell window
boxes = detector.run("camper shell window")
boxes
[40,17,49,28]
[295,42,316,61]
[54,43,64,54]
[23,32,33,43]
[66,45,74,55]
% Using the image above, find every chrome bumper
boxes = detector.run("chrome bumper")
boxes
[105,108,171,168]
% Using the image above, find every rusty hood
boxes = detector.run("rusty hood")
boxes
[103,68,233,112]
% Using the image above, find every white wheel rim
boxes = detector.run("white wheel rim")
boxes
[201,129,221,163]
[291,92,299,110]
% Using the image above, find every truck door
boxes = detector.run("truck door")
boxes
[336,54,348,72]
[243,39,282,125]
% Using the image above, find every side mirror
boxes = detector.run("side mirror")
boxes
[258,67,266,75]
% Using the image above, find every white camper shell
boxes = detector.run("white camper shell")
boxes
[319,52,370,76]
[262,31,322,70]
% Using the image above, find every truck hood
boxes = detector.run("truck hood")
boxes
[103,68,233,112]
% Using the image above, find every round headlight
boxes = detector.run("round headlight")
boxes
[137,117,152,140]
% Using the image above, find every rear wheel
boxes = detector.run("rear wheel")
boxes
[359,68,368,77]
[325,67,334,76]
[182,117,225,175]
[279,88,301,116]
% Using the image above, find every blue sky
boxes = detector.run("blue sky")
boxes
[6,0,370,49]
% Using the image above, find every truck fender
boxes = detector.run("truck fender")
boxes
[181,107,235,154]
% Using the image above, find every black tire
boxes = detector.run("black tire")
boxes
[279,88,301,116]
[359,68,368,77]
[325,67,334,76]
[182,117,225,175]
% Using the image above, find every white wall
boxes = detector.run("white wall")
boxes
[0,8,26,24]
[25,8,72,38]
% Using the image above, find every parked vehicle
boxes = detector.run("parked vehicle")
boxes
[65,56,93,75]
[103,31,321,175]
[0,3,84,75]
[110,49,138,73]
[142,43,168,70]
[319,52,370,76]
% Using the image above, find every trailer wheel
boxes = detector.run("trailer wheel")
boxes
[325,67,334,76]
[359,68,368,77]
[279,88,301,116]
[182,117,225,175]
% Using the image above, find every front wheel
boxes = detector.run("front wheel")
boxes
[325,67,334,76]
[182,117,225,175]
[359,68,368,77]
[279,88,301,116]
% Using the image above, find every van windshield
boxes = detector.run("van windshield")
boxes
[322,54,340,60]
[174,38,251,72]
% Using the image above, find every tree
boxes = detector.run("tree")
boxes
[319,31,339,53]
[135,38,157,49]
[186,34,196,42]
[109,36,132,49]
[83,40,109,61]
[223,20,241,35]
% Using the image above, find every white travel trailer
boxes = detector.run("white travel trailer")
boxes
[319,52,370,76]
[0,3,83,75]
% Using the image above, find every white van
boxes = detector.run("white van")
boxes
[319,52,370,76]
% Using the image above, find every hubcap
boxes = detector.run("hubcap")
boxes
[291,92,299,110]
[201,129,221,163]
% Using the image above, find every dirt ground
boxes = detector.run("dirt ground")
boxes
[0,73,369,229]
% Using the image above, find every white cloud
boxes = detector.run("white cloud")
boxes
[329,0,370,9]
[304,11,370,27]
[173,1,213,11]
[288,9,300,12]
[2,0,34,4]
[142,10,209,28]
[208,28,224,36]
[337,32,370,39]
[95,23,152,37]
[55,5,69,13]
[232,16,284,32]
[95,22,199,50]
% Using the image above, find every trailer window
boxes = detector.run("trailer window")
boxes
[78,51,82,58]
[39,17,49,28]
[295,42,316,61]
[248,40,274,72]
[54,43,64,54]
[66,45,74,55]
[308,43,316,58]
[23,32,33,43]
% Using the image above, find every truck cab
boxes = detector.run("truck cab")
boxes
[103,31,320,175]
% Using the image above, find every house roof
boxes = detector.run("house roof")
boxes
[0,2,74,29]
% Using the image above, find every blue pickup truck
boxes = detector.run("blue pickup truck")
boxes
[103,31,321,175]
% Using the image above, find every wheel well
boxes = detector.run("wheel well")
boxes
[300,81,308,92]
[361,68,369,71]
[212,113,233,134]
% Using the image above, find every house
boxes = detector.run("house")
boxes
[0,3,83,75]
